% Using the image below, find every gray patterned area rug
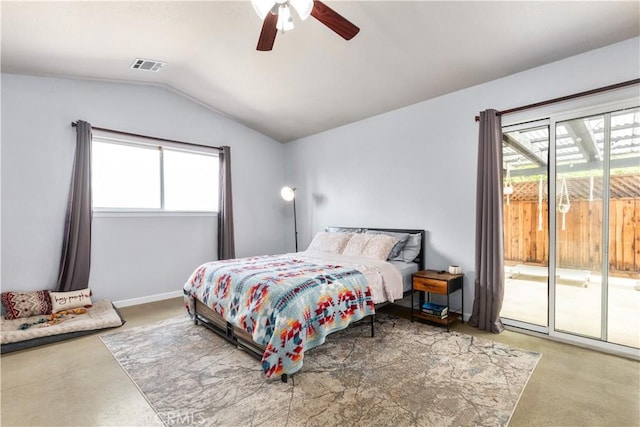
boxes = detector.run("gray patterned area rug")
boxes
[101,313,540,427]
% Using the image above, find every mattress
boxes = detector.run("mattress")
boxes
[1,300,125,352]
[301,250,404,303]
[389,260,420,293]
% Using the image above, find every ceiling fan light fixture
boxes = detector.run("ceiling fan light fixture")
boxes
[251,0,276,20]
[254,0,359,51]
[276,4,294,32]
[290,0,313,20]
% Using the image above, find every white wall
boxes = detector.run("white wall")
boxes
[1,74,289,303]
[283,37,640,318]
[2,38,638,308]
[90,214,218,304]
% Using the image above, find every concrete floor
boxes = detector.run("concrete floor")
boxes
[2,297,639,426]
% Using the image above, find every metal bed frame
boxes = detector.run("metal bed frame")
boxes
[191,227,425,383]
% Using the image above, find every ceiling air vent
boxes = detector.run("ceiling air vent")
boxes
[130,58,165,72]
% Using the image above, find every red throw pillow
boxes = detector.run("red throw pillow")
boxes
[1,290,53,320]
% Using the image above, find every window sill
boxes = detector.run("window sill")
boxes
[93,210,218,218]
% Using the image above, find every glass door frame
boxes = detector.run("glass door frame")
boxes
[501,97,640,359]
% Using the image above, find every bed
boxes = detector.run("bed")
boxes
[183,227,424,381]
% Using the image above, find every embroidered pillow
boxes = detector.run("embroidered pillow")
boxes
[307,232,353,254]
[343,233,375,256]
[50,288,93,313]
[365,230,410,259]
[1,290,53,320]
[360,234,398,261]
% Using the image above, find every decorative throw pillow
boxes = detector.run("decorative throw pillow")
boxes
[365,230,410,259]
[307,232,353,254]
[49,288,93,313]
[1,290,53,320]
[360,234,398,261]
[343,233,375,256]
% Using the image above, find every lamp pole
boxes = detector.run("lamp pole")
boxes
[281,186,298,253]
[292,197,298,252]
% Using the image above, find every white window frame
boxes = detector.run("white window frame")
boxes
[91,130,220,216]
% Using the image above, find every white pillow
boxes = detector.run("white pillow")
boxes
[50,288,93,312]
[361,234,398,261]
[343,234,375,256]
[365,230,410,259]
[344,233,398,261]
[307,232,353,254]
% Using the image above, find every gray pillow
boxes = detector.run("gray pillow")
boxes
[326,227,367,233]
[389,232,422,262]
[365,230,410,259]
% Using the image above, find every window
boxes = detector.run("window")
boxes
[92,134,219,212]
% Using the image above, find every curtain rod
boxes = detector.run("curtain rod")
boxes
[474,78,640,122]
[71,122,222,151]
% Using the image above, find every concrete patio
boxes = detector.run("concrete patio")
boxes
[501,271,640,349]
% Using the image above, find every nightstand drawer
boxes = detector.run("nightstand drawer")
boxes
[413,277,447,294]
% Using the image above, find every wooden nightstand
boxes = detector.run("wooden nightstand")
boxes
[411,269,464,331]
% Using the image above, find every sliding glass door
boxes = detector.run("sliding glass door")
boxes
[606,108,640,348]
[554,113,605,339]
[501,103,639,353]
[501,121,550,331]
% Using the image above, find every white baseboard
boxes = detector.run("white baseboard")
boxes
[113,290,183,308]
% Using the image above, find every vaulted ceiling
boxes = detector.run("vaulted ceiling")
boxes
[2,1,639,142]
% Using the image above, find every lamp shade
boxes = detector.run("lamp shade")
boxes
[251,0,276,20]
[281,186,296,201]
[290,0,314,20]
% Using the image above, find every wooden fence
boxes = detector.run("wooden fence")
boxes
[504,198,639,275]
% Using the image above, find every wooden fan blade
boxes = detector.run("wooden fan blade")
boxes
[257,12,278,51]
[311,1,360,40]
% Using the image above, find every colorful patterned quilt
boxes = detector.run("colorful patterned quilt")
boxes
[183,254,375,379]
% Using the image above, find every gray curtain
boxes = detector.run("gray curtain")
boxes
[217,146,235,260]
[469,109,505,333]
[56,120,92,292]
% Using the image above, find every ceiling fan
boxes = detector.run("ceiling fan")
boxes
[251,0,360,51]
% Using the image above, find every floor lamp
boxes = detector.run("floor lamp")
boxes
[281,186,298,252]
